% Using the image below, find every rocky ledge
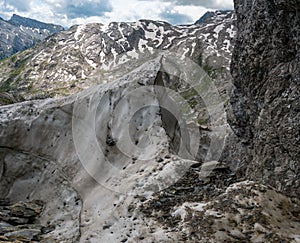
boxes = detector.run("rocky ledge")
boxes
[0,199,55,242]
[140,165,300,242]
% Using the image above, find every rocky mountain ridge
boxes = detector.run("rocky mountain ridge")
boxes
[8,14,63,35]
[0,11,236,104]
[195,10,233,25]
[0,14,64,60]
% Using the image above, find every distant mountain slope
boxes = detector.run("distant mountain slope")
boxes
[0,14,64,59]
[0,11,236,103]
[195,10,233,25]
[8,14,64,34]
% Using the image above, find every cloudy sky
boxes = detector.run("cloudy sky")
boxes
[0,0,233,27]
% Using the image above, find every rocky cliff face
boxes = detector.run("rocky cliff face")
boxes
[227,0,300,197]
[0,14,63,60]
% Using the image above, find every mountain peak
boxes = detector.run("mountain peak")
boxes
[195,10,234,25]
[9,14,64,32]
[0,15,64,59]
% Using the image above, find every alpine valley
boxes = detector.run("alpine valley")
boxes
[0,1,299,242]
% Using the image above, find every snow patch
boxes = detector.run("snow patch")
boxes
[226,25,236,38]
[74,25,86,41]
[172,202,209,221]
[213,23,225,39]
[85,58,97,69]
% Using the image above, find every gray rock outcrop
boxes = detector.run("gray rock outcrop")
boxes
[227,0,300,197]
[0,199,55,242]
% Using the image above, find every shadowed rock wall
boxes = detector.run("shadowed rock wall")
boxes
[228,0,300,196]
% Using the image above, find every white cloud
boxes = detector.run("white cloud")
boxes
[105,0,171,23]
[155,0,233,9]
[173,5,211,23]
[0,0,234,27]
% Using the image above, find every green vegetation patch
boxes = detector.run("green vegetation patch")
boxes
[0,56,29,92]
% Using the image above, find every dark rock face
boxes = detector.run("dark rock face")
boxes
[228,0,300,196]
[0,199,56,242]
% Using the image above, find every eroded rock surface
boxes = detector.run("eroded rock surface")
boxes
[0,56,227,242]
[0,199,57,242]
[226,0,300,197]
